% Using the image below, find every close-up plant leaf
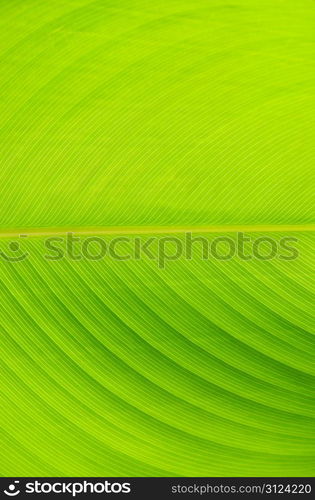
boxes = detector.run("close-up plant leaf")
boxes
[0,0,314,478]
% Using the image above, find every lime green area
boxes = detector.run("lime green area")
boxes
[0,0,314,229]
[0,0,314,476]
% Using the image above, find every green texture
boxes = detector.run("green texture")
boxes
[0,0,314,476]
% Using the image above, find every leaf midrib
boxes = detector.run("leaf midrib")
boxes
[0,224,314,238]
